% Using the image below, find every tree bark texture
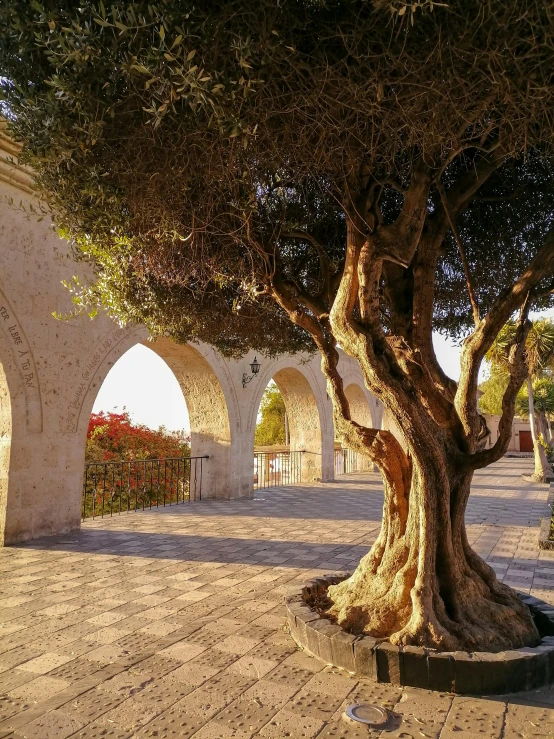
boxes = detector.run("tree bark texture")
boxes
[542,413,552,444]
[527,378,553,482]
[265,160,554,652]
[326,424,538,651]
[317,315,540,650]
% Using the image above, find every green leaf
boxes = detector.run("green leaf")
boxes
[131,64,151,75]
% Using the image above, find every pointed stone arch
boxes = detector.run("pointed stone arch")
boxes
[344,382,374,428]
[146,338,235,499]
[73,335,240,502]
[249,355,333,482]
[336,353,384,433]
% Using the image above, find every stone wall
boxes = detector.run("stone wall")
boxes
[0,124,382,544]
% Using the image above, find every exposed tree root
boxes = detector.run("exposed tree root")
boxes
[328,553,539,652]
[326,466,540,652]
[524,472,554,484]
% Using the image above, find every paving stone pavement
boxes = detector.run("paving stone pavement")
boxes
[0,457,554,738]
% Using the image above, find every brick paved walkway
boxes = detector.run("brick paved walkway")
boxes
[0,457,553,738]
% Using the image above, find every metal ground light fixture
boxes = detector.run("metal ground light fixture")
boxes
[242,356,261,388]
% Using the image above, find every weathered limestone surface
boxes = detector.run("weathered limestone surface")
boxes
[0,125,382,544]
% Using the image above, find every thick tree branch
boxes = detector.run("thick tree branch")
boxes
[263,251,413,489]
[411,153,505,348]
[329,209,466,438]
[433,150,507,231]
[395,152,509,424]
[437,180,480,326]
[470,302,532,469]
[455,227,554,441]
[320,342,412,493]
[280,229,331,302]
[368,157,432,267]
[411,227,459,401]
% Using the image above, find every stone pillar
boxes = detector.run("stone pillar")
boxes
[148,339,244,500]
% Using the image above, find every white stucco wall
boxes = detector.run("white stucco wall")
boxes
[484,414,533,452]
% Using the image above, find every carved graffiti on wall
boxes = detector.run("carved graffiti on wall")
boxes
[64,326,145,433]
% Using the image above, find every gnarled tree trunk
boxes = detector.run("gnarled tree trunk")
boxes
[326,421,539,651]
[268,167,554,654]
[316,211,544,652]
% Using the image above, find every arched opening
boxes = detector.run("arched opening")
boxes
[335,383,375,475]
[81,337,234,519]
[262,367,323,484]
[255,381,287,447]
[83,343,193,517]
[91,344,190,442]
[344,383,374,427]
[253,381,291,488]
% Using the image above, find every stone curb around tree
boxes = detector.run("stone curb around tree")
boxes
[538,482,554,550]
[285,574,554,695]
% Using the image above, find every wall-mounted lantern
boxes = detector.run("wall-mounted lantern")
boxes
[242,356,261,389]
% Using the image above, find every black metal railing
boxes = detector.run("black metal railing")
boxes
[334,448,373,476]
[253,451,303,490]
[82,456,208,520]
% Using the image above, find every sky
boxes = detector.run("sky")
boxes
[92,333,469,433]
[92,344,191,433]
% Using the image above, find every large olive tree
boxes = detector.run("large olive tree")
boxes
[3,0,554,651]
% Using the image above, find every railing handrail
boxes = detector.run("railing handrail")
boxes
[334,447,372,476]
[84,455,208,468]
[253,450,304,457]
[253,449,303,491]
[82,454,208,520]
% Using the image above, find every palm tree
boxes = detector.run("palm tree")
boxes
[487,318,554,482]
[515,376,554,446]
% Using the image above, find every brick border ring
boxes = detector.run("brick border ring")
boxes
[285,574,554,694]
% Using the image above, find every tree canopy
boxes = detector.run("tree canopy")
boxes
[515,377,554,420]
[479,371,554,419]
[481,318,554,415]
[478,371,509,418]
[2,0,554,354]
[487,319,554,377]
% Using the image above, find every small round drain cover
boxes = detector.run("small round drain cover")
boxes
[345,703,388,726]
